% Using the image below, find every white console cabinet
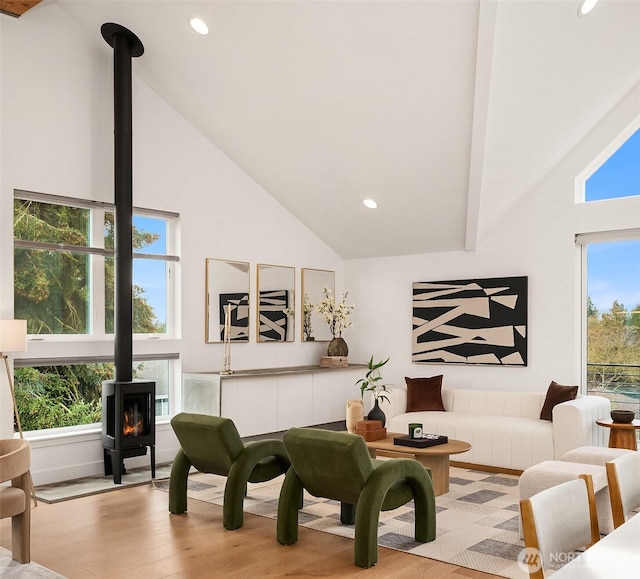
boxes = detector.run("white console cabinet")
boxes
[182,365,366,437]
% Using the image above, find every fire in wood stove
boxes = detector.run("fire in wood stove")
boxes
[122,396,149,437]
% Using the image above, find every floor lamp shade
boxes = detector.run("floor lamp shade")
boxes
[0,320,27,353]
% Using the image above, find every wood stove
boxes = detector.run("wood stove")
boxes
[102,380,156,484]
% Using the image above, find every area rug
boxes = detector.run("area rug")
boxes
[155,467,530,578]
[35,463,172,503]
[0,547,65,578]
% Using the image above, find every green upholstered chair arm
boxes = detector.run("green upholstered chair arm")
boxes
[374,460,434,512]
[277,467,305,546]
[243,440,290,483]
[168,449,192,514]
[224,439,289,530]
[355,459,436,568]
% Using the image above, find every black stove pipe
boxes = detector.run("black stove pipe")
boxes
[101,23,144,383]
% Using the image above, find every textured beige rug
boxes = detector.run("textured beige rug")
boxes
[0,547,64,578]
[155,466,530,578]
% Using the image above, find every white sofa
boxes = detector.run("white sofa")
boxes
[385,388,611,471]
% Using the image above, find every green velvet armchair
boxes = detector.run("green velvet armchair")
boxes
[277,427,436,568]
[169,413,290,530]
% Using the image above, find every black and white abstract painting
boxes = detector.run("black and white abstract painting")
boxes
[258,289,289,341]
[219,292,250,341]
[412,276,527,366]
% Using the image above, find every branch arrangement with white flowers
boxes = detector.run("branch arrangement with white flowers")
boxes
[315,287,355,338]
[302,293,314,339]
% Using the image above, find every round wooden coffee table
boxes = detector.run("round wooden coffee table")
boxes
[596,418,640,451]
[364,433,471,496]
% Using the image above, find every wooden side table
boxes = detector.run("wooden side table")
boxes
[596,418,640,451]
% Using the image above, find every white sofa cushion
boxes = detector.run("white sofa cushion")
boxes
[388,411,554,470]
[444,389,545,419]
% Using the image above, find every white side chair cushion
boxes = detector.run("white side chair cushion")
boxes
[561,446,633,466]
[526,477,596,570]
[519,460,612,535]
[607,452,640,527]
[520,461,608,495]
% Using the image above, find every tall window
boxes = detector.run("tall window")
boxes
[583,238,640,420]
[13,191,180,433]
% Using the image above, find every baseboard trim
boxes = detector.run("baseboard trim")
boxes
[374,453,524,476]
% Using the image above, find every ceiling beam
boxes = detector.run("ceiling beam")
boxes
[465,0,497,251]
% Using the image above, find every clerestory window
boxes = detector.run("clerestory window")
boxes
[580,126,640,203]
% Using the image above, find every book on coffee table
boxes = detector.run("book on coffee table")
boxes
[393,434,448,448]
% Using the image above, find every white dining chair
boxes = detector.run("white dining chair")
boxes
[606,451,640,529]
[519,474,600,579]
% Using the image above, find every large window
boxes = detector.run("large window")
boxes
[14,191,178,336]
[13,191,180,433]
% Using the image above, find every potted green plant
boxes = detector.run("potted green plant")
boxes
[356,356,391,426]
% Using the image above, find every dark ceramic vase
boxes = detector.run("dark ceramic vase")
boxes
[367,398,386,427]
[327,337,348,357]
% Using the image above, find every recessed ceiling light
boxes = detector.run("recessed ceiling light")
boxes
[578,0,599,16]
[363,199,377,209]
[190,18,209,35]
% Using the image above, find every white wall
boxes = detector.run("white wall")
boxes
[0,3,343,483]
[346,81,640,396]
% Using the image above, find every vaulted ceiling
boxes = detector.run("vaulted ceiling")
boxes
[6,1,640,259]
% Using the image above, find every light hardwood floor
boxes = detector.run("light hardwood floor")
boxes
[1,483,498,578]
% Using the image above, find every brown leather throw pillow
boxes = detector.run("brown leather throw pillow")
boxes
[405,375,445,412]
[539,381,578,421]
